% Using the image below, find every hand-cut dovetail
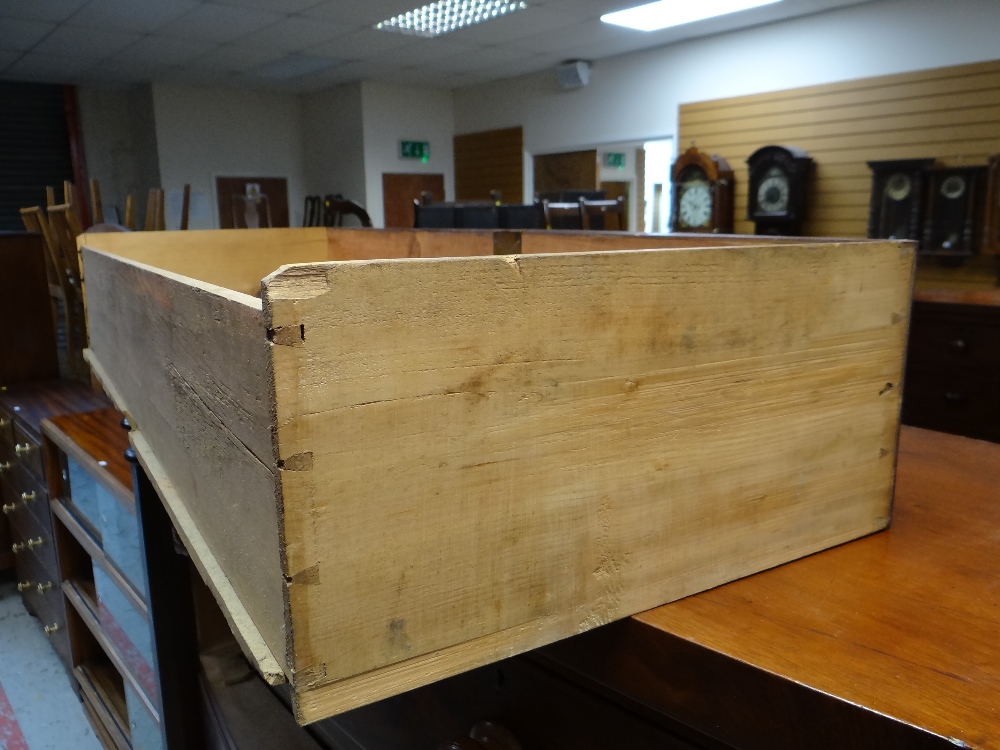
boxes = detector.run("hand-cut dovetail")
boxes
[278,452,314,471]
[267,324,305,346]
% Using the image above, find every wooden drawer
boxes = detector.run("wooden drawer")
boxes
[901,367,1000,443]
[0,410,13,448]
[13,537,71,667]
[1,456,50,531]
[9,498,59,580]
[11,420,44,481]
[907,305,1000,372]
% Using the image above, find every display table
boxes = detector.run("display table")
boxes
[541,426,1000,749]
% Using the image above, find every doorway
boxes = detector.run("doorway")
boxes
[642,139,673,233]
[382,173,445,229]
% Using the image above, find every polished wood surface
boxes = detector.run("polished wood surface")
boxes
[382,173,445,229]
[544,426,1000,749]
[45,408,132,495]
[0,380,109,440]
[454,127,523,204]
[913,287,1000,305]
[533,150,598,195]
[0,232,59,385]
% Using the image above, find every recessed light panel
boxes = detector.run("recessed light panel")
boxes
[375,0,528,38]
[601,0,782,32]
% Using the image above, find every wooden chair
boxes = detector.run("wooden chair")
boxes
[47,204,88,375]
[323,194,372,227]
[180,184,191,230]
[89,178,104,224]
[124,194,136,229]
[145,188,166,231]
[580,196,627,231]
[541,200,583,230]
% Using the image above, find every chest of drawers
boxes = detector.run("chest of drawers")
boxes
[0,381,110,665]
[902,290,1000,443]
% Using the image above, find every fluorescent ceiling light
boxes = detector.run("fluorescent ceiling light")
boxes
[601,0,782,32]
[375,0,528,38]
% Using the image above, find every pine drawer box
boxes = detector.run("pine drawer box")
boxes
[79,228,915,724]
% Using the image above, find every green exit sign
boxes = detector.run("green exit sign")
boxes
[605,152,626,169]
[400,140,430,162]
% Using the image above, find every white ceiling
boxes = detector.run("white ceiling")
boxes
[0,0,877,92]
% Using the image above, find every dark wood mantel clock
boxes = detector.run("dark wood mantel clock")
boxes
[670,146,734,233]
[983,153,1000,257]
[921,165,987,257]
[746,145,814,236]
[866,158,936,241]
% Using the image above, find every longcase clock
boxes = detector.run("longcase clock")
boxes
[866,158,935,242]
[670,146,734,233]
[746,145,814,236]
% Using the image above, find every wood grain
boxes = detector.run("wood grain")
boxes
[263,239,913,721]
[0,233,59,386]
[81,247,288,677]
[533,151,598,195]
[544,427,1000,749]
[454,127,523,203]
[44,408,132,498]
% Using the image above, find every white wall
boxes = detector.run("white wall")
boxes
[77,84,161,226]
[301,83,367,208]
[360,81,455,228]
[454,0,1000,157]
[151,84,307,229]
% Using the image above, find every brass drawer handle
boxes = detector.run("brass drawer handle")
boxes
[11,541,25,553]
[20,491,36,503]
[15,443,33,456]
[0,418,8,427]
[0,461,10,472]
[36,582,53,593]
[27,537,44,549]
[16,581,32,592]
[1,503,15,514]
[949,338,967,354]
[44,624,59,636]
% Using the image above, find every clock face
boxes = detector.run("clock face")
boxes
[941,175,966,199]
[679,182,712,227]
[885,173,912,201]
[756,167,790,214]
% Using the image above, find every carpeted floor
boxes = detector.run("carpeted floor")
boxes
[0,580,101,750]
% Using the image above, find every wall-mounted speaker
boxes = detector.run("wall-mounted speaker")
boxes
[556,59,591,90]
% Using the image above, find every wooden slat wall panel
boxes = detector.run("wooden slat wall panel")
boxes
[454,126,523,203]
[679,59,1000,239]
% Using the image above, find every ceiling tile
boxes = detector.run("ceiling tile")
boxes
[214,0,323,13]
[235,15,357,52]
[2,50,96,81]
[156,3,286,43]
[86,55,168,82]
[189,42,288,73]
[115,34,217,66]
[70,0,201,33]
[0,0,91,23]
[0,48,24,71]
[299,0,418,26]
[0,18,56,50]
[308,27,416,60]
[508,17,638,53]
[439,5,581,45]
[32,24,143,59]
[370,36,480,66]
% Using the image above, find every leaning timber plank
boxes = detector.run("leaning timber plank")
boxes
[262,241,914,721]
[82,247,289,677]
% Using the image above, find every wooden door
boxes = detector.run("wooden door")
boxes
[382,173,445,228]
[215,176,289,229]
[533,150,598,197]
[600,180,631,232]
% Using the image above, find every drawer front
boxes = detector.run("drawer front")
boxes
[902,367,1000,443]
[19,547,71,669]
[8,501,59,580]
[2,457,50,532]
[908,311,1000,372]
[11,421,44,481]
[0,410,13,449]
